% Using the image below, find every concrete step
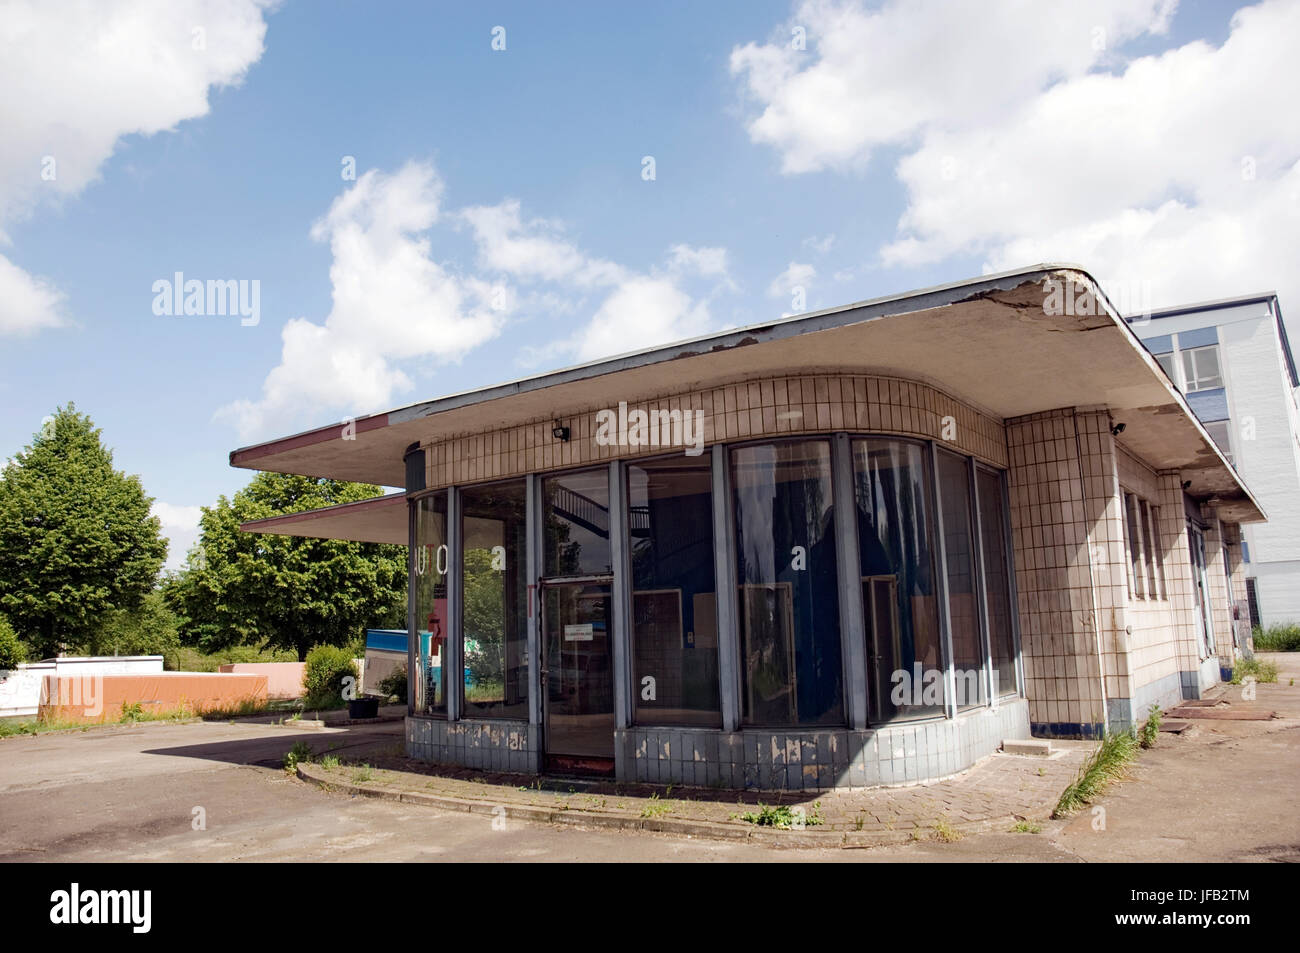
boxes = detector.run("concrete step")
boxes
[1002,738,1053,757]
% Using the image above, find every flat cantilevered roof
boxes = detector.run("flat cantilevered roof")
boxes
[232,263,1266,528]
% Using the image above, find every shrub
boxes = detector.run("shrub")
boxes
[1252,623,1300,652]
[1231,656,1279,685]
[0,616,26,669]
[302,644,359,708]
[378,665,408,703]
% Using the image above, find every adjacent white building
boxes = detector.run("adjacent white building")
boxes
[1131,293,1300,627]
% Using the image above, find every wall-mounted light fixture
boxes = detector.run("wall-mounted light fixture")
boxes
[1110,422,1126,436]
[1181,480,1192,490]
[552,420,570,442]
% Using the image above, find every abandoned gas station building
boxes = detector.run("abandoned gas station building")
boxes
[234,265,1261,791]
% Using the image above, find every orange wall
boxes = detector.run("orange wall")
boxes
[39,672,268,723]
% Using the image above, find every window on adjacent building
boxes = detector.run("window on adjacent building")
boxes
[1155,352,1177,383]
[1204,419,1234,464]
[1181,344,1223,392]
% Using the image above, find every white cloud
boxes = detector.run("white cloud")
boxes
[666,243,731,279]
[0,254,66,335]
[151,501,202,573]
[217,162,506,440]
[768,261,816,297]
[462,201,731,367]
[0,0,273,335]
[731,0,1174,174]
[461,200,627,287]
[735,0,1300,313]
[575,276,713,362]
[802,233,835,254]
[225,174,736,437]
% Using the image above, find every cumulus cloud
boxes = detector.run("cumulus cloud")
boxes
[733,0,1300,313]
[768,261,816,298]
[217,162,506,439]
[151,501,203,573]
[221,163,732,439]
[0,254,66,335]
[0,0,273,335]
[462,202,730,365]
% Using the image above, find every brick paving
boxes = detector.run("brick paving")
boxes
[296,736,1093,842]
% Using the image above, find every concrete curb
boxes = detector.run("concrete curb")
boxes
[294,763,1042,849]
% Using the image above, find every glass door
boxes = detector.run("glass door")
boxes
[541,579,615,765]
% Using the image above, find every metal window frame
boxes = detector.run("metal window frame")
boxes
[624,452,725,730]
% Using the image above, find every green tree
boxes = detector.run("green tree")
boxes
[89,589,181,663]
[166,472,405,661]
[0,615,25,669]
[0,405,167,658]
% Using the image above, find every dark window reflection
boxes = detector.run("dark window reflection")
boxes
[732,440,843,727]
[628,457,721,727]
[544,469,612,577]
[853,439,945,721]
[976,468,1017,696]
[937,449,986,709]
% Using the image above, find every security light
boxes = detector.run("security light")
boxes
[552,421,570,441]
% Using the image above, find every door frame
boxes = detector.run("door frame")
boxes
[539,574,616,764]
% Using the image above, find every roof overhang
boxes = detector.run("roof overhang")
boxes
[239,491,407,545]
[231,263,1266,527]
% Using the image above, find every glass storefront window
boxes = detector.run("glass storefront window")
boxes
[413,492,449,716]
[853,439,945,721]
[937,449,986,710]
[627,457,721,727]
[460,480,529,720]
[976,467,1017,696]
[731,440,843,727]
[544,469,612,577]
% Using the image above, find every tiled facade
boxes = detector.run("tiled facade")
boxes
[403,372,1245,787]
[1003,408,1229,738]
[420,373,1007,490]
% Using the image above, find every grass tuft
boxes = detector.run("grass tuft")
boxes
[1138,704,1161,749]
[1052,730,1139,818]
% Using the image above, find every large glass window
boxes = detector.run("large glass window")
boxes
[976,468,1017,696]
[732,440,843,727]
[937,450,986,710]
[853,439,944,722]
[460,480,529,720]
[544,469,612,577]
[1181,344,1223,392]
[627,457,721,727]
[413,492,449,716]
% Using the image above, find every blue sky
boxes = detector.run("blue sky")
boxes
[1,0,1295,569]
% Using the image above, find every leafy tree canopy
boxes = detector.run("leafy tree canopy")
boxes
[165,472,405,661]
[0,405,167,658]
